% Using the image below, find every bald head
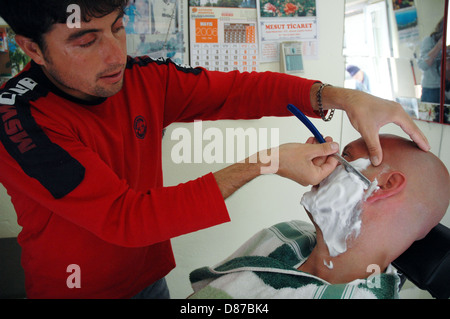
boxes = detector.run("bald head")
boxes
[381,135,449,220]
[348,134,450,240]
[299,134,449,282]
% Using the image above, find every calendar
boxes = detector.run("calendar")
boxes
[190,7,259,72]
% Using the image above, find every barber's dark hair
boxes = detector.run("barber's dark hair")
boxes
[0,0,129,49]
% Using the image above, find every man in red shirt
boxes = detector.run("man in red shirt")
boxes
[0,1,429,298]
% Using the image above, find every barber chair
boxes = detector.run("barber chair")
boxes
[393,223,450,299]
[0,224,449,299]
[0,237,26,298]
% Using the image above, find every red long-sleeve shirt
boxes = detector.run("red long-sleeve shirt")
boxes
[0,56,319,298]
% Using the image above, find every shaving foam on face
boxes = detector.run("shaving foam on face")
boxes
[301,158,379,258]
[324,260,334,269]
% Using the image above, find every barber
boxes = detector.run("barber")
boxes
[0,1,429,299]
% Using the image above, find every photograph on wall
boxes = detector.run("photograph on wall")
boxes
[259,0,316,17]
[418,102,441,123]
[257,0,318,62]
[125,0,187,65]
[189,0,256,7]
[391,0,419,43]
[189,1,259,72]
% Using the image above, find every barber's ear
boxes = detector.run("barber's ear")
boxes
[15,35,46,66]
[365,171,406,203]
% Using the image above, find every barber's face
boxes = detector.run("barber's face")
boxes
[39,10,127,101]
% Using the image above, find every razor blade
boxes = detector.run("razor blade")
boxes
[287,104,372,188]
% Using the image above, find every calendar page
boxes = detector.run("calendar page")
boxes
[189,7,258,72]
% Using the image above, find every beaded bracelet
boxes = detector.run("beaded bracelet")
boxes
[316,83,335,122]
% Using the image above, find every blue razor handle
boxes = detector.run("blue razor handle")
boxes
[287,104,326,143]
[287,104,372,188]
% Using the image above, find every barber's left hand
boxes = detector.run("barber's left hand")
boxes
[319,86,431,166]
[345,91,430,165]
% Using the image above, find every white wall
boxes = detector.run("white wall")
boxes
[0,0,448,299]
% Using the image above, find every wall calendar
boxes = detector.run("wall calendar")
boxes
[189,6,259,72]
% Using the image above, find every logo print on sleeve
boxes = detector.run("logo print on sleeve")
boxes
[0,75,86,199]
[0,78,39,154]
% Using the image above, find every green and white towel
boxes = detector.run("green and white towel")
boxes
[189,220,400,299]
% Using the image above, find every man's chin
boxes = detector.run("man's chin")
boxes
[93,80,124,98]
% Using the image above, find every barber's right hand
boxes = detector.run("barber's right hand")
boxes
[263,140,339,186]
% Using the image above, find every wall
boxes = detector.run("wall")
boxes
[0,0,448,299]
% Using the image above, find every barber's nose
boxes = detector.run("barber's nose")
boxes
[102,35,126,65]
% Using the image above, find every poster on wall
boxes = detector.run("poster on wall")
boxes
[189,1,259,72]
[391,0,419,43]
[125,0,187,65]
[257,0,318,62]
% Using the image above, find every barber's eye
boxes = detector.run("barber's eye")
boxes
[77,34,97,48]
[113,19,125,33]
[114,25,125,33]
[80,40,96,48]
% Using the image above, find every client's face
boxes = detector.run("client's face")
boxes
[341,139,376,175]
[301,138,379,257]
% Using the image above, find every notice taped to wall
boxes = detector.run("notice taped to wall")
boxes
[258,0,318,62]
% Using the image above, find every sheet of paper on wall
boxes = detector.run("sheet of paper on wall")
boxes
[189,3,259,73]
[257,0,319,62]
[125,0,187,65]
[280,41,304,74]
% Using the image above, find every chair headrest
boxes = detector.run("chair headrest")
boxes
[392,223,450,299]
[0,237,25,298]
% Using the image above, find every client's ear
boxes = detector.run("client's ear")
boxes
[365,171,406,203]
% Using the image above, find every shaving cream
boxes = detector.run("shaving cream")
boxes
[323,259,334,269]
[301,158,379,258]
